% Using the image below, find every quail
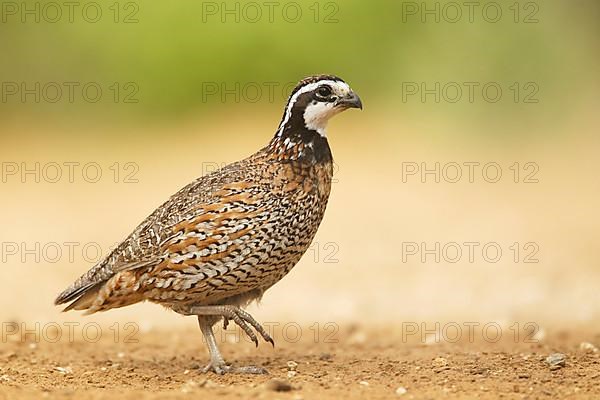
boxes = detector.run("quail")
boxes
[55,75,362,374]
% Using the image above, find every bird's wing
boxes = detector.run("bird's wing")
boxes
[54,168,268,310]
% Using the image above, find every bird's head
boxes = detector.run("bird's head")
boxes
[276,75,362,138]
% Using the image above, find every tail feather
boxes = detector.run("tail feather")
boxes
[55,279,107,312]
[55,281,98,305]
[60,282,104,312]
[54,261,116,310]
[55,259,157,313]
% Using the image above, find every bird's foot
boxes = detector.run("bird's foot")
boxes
[209,306,274,348]
[201,361,268,375]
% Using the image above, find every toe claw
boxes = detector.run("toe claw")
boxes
[219,306,274,347]
[202,362,228,375]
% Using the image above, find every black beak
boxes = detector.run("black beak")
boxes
[337,91,363,110]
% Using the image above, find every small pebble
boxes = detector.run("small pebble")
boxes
[432,357,448,367]
[546,353,566,369]
[359,381,369,386]
[287,360,298,371]
[432,356,450,372]
[395,386,407,396]
[54,366,72,375]
[579,342,598,353]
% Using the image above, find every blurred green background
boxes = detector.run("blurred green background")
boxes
[1,0,598,135]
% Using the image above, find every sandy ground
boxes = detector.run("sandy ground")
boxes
[1,323,599,399]
[1,115,599,399]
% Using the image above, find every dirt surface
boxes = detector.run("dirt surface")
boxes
[1,324,599,399]
[1,127,600,400]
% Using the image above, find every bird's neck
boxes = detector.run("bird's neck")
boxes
[267,127,332,164]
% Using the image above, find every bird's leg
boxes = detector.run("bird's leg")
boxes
[197,316,229,374]
[193,306,272,375]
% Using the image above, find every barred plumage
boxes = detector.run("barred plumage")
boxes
[55,74,362,374]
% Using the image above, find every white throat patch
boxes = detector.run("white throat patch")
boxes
[303,101,343,137]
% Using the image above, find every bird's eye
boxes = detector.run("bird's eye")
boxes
[316,86,332,98]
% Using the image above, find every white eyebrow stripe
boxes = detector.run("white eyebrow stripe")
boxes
[276,80,345,136]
